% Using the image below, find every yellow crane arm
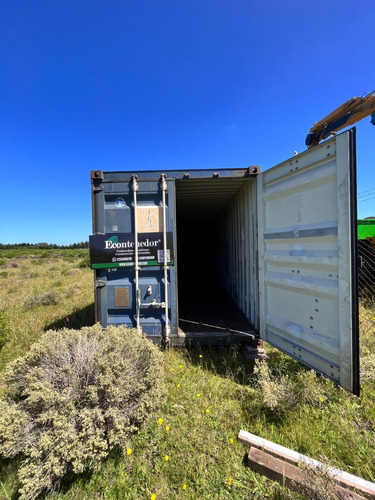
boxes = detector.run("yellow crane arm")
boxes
[306,91,375,148]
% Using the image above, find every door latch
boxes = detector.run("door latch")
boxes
[95,280,106,289]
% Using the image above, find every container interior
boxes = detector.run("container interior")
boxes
[175,177,258,339]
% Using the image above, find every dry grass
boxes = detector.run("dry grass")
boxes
[297,461,338,500]
[253,361,327,413]
[359,303,375,382]
[0,251,94,387]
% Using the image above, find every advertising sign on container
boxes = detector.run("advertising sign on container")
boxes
[89,233,174,269]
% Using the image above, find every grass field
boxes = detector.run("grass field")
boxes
[0,249,375,499]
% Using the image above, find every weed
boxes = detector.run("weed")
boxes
[24,291,60,309]
[294,370,326,404]
[253,360,297,411]
[253,360,328,415]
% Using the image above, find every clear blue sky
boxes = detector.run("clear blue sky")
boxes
[1,0,374,245]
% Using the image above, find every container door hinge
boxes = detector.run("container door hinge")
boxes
[95,280,106,289]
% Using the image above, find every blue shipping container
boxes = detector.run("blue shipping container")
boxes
[90,130,360,394]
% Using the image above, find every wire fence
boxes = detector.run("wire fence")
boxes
[358,232,375,306]
[357,229,375,382]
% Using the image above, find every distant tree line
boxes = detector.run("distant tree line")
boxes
[0,242,89,249]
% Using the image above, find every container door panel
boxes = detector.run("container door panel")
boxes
[257,129,359,394]
[93,178,177,337]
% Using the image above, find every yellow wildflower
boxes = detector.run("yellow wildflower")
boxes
[205,408,210,414]
[182,484,187,490]
[319,397,324,402]
[158,418,163,425]
[179,365,183,368]
[165,455,169,461]
[126,448,132,455]
[199,354,203,358]
[165,425,170,431]
[196,393,201,397]
[151,494,156,500]
[177,384,181,388]
[171,368,174,372]
[230,438,234,444]
[228,477,232,485]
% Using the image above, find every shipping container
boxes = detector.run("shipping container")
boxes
[90,129,359,394]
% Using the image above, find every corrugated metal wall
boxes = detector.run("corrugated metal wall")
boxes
[217,179,258,328]
[257,131,358,393]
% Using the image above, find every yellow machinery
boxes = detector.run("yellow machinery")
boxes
[306,91,375,148]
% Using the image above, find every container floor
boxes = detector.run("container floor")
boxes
[178,282,255,339]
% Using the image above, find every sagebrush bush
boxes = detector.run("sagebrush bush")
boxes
[24,291,60,309]
[0,324,165,500]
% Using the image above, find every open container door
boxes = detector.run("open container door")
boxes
[257,129,359,394]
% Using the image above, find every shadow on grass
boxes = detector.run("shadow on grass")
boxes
[184,344,310,427]
[182,344,257,386]
[38,447,123,499]
[182,342,300,384]
[44,303,95,331]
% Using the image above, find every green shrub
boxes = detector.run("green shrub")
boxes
[78,253,91,268]
[0,311,10,349]
[0,324,164,500]
[24,291,60,309]
[0,258,5,266]
[0,271,8,278]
